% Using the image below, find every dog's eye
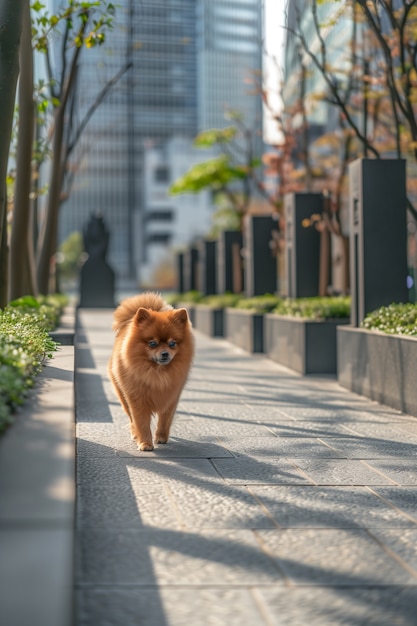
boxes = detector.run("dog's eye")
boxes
[148,340,158,348]
[168,340,176,348]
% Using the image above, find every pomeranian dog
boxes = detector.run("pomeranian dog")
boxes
[108,292,194,451]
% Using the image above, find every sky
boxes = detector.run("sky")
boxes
[263,0,287,143]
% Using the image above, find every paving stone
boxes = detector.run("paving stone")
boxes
[166,484,276,529]
[266,421,355,437]
[393,421,417,437]
[77,484,183,529]
[274,406,348,420]
[77,456,132,485]
[76,423,125,437]
[76,529,283,585]
[170,418,274,439]
[212,457,312,485]
[77,435,233,458]
[249,486,415,528]
[275,405,403,422]
[370,487,417,522]
[288,458,398,485]
[218,436,344,458]
[256,529,415,585]
[77,457,221,486]
[370,528,417,575]
[343,423,417,441]
[117,437,233,459]
[362,460,417,485]
[321,437,417,459]
[77,587,268,626]
[255,586,417,626]
[77,438,122,456]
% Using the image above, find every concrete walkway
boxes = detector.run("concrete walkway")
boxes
[75,309,417,626]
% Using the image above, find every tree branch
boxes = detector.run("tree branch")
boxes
[65,61,132,158]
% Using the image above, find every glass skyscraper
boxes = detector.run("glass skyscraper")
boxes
[58,0,263,281]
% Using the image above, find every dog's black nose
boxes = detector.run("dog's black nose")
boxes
[160,351,170,361]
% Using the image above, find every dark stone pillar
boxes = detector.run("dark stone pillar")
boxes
[176,252,185,294]
[217,230,243,293]
[349,158,408,326]
[284,192,322,298]
[244,215,278,297]
[198,240,217,296]
[79,215,115,308]
[183,247,199,292]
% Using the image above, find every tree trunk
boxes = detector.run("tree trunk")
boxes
[0,194,9,308]
[319,228,331,297]
[10,1,36,300]
[36,104,65,294]
[37,34,83,295]
[0,0,25,305]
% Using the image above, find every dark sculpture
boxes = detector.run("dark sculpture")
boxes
[79,214,115,308]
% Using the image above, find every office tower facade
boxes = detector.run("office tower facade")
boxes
[197,0,263,133]
[58,0,263,282]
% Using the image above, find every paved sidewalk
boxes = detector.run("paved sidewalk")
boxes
[75,310,417,626]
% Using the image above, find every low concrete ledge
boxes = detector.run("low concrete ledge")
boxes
[49,305,76,345]
[337,326,417,416]
[225,308,264,353]
[265,314,349,375]
[0,346,75,626]
[193,304,224,337]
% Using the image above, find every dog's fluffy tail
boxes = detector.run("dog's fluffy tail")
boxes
[112,292,172,333]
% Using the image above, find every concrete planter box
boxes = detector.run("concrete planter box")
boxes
[265,314,349,375]
[193,304,224,337]
[225,308,264,353]
[338,326,417,416]
[49,304,76,345]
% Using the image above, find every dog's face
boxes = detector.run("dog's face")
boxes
[134,307,189,366]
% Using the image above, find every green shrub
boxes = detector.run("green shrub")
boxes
[272,296,351,320]
[0,295,66,434]
[200,293,242,308]
[362,302,417,336]
[169,290,203,305]
[234,294,282,313]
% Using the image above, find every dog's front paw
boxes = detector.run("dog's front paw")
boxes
[138,441,154,451]
[155,434,168,445]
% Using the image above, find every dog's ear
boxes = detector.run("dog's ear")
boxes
[135,307,152,324]
[172,308,189,325]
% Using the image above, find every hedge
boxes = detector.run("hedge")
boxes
[0,295,67,434]
[362,302,417,336]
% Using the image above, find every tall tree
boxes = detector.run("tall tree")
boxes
[9,0,36,300]
[0,0,25,307]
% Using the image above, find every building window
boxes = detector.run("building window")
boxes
[147,210,174,222]
[154,166,170,183]
[147,233,171,244]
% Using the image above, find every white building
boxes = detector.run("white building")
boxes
[140,136,216,287]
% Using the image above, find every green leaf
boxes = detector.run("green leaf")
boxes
[194,127,237,148]
[9,296,40,309]
[169,156,241,195]
[31,1,46,12]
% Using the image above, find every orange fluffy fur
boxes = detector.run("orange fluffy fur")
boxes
[108,292,194,451]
